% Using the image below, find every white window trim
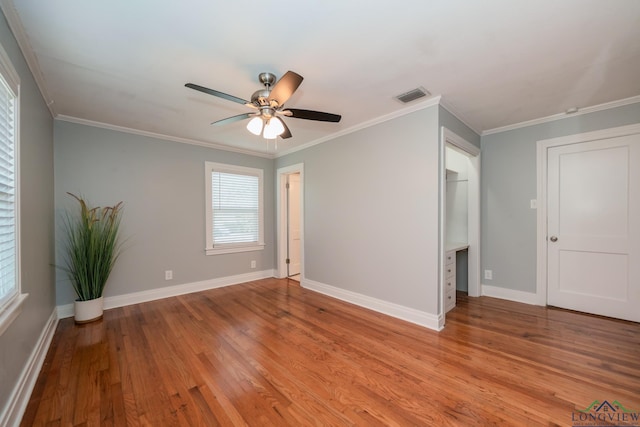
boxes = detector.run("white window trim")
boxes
[204,161,265,255]
[0,40,28,337]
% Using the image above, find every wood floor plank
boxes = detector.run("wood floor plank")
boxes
[238,286,552,424]
[21,278,640,426]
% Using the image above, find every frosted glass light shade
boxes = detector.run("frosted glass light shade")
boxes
[263,117,285,139]
[246,117,264,135]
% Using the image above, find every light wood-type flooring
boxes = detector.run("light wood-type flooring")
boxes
[22,278,640,426]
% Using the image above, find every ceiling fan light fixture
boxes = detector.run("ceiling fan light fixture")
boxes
[246,116,264,135]
[262,117,285,139]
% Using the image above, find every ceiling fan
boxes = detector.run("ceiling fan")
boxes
[185,71,341,139]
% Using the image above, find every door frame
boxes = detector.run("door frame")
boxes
[535,123,640,305]
[440,128,481,320]
[276,163,305,279]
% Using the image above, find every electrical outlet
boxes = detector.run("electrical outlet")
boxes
[250,260,256,269]
[165,270,173,280]
[484,270,493,280]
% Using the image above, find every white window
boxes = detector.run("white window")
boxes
[0,42,27,336]
[205,162,264,255]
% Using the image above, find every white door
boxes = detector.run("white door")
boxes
[287,173,301,276]
[547,133,640,322]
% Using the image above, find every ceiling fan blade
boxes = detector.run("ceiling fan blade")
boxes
[185,83,250,105]
[279,119,292,139]
[285,108,342,123]
[211,113,254,126]
[268,71,303,107]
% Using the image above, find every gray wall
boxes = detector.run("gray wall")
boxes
[277,107,441,314]
[0,10,55,414]
[481,102,640,293]
[439,105,481,149]
[54,121,275,305]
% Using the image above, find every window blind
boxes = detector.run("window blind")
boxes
[0,77,16,308]
[211,171,259,245]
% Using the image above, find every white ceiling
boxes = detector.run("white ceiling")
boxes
[4,0,640,157]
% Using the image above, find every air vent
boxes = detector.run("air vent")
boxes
[395,87,431,104]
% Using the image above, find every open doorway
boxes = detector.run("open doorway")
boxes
[286,173,301,279]
[440,128,480,322]
[277,164,304,280]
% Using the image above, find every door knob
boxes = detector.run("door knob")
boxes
[550,236,558,242]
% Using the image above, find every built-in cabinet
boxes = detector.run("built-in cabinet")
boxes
[444,242,468,312]
[444,250,456,312]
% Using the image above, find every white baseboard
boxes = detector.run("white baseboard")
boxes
[302,278,443,331]
[481,284,540,305]
[0,309,58,427]
[57,269,275,318]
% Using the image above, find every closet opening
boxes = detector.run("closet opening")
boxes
[440,128,480,324]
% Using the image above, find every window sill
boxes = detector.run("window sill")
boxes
[206,244,265,256]
[0,293,29,336]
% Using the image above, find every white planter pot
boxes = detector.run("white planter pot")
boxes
[74,296,104,323]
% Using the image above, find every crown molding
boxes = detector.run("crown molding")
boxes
[0,0,56,117]
[55,115,275,159]
[58,95,445,161]
[482,94,640,136]
[275,95,442,158]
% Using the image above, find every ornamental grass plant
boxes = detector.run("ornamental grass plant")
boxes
[61,193,123,301]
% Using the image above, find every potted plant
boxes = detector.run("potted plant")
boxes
[61,193,124,323]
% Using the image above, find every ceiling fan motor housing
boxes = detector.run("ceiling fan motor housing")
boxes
[251,89,272,107]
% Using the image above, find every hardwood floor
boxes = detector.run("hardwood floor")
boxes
[22,278,640,426]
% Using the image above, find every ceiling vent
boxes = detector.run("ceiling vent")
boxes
[395,87,431,104]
